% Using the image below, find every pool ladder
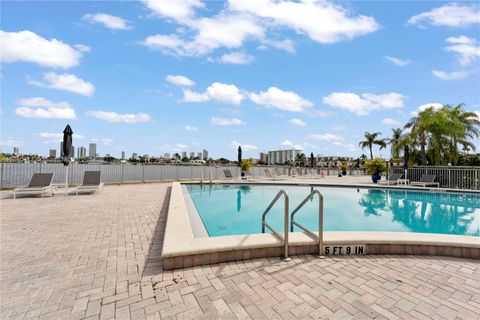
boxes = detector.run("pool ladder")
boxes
[261,189,325,261]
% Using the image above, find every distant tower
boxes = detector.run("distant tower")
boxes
[202,149,208,160]
[89,143,97,158]
[121,151,125,160]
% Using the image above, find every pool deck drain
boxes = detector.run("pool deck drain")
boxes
[1,181,479,320]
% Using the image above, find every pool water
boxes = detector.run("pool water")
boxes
[185,184,480,237]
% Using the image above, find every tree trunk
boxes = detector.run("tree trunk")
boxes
[369,146,373,159]
[420,143,427,165]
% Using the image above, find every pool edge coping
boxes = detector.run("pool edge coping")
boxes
[161,182,479,264]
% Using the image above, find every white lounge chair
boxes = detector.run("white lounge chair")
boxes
[13,173,56,199]
[378,172,404,185]
[74,171,104,195]
[410,174,440,187]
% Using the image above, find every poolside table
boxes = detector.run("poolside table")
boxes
[397,179,410,186]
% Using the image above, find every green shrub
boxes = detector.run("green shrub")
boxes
[363,158,387,175]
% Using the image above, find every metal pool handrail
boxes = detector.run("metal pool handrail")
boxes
[290,189,325,258]
[261,189,291,262]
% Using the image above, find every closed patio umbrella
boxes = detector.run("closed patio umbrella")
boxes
[403,145,409,179]
[238,146,242,167]
[62,125,73,194]
[310,152,314,168]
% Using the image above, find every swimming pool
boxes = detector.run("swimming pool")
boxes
[185,184,480,237]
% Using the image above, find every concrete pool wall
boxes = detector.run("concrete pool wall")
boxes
[161,182,480,270]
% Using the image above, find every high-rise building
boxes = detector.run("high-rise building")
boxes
[197,152,202,159]
[202,149,208,160]
[189,152,195,158]
[268,149,301,165]
[181,151,187,159]
[121,151,125,160]
[260,152,268,164]
[164,152,170,159]
[77,146,86,158]
[71,145,75,158]
[132,153,138,159]
[49,149,56,158]
[13,147,19,155]
[60,142,64,157]
[89,143,97,158]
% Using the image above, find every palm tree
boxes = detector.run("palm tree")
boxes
[405,108,433,165]
[358,132,387,159]
[386,128,403,159]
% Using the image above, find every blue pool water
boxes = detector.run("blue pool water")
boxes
[185,184,480,237]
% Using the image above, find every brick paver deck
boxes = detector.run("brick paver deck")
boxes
[1,183,479,320]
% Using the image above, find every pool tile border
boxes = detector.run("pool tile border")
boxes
[161,182,480,270]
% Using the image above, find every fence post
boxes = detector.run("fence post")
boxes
[121,164,124,184]
[0,163,3,190]
[176,166,179,181]
[142,165,145,183]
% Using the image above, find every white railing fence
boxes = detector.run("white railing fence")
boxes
[392,166,480,190]
[0,163,368,189]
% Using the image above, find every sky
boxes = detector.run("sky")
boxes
[1,0,479,160]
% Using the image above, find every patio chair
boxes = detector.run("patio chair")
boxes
[410,174,440,187]
[13,173,56,199]
[74,171,104,195]
[223,169,235,180]
[378,172,404,185]
[273,167,288,177]
[263,168,283,180]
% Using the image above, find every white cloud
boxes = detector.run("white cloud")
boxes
[228,140,257,150]
[141,0,378,57]
[165,74,195,86]
[102,138,113,146]
[407,3,480,27]
[474,111,480,121]
[28,72,95,96]
[288,118,306,127]
[87,111,151,123]
[250,87,313,112]
[140,14,264,56]
[385,56,411,66]
[382,118,401,126]
[444,36,480,66]
[258,38,295,54]
[309,133,344,142]
[0,30,84,68]
[280,140,317,150]
[323,92,405,116]
[432,70,469,80]
[184,125,198,131]
[83,13,132,30]
[75,44,91,52]
[229,0,379,44]
[410,103,444,116]
[183,82,243,105]
[36,132,85,140]
[142,0,203,22]
[15,97,76,119]
[281,140,303,149]
[218,52,253,64]
[210,117,246,126]
[0,139,23,148]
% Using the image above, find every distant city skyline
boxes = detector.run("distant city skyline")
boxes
[1,1,479,159]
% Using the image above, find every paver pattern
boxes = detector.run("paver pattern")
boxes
[1,183,479,320]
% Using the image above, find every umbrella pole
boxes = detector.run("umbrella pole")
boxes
[65,164,69,195]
